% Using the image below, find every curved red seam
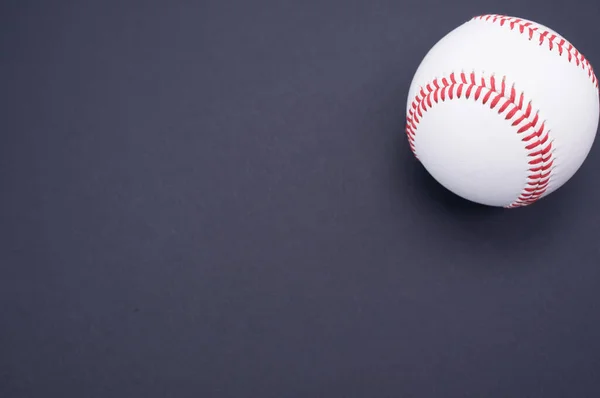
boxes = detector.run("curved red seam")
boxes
[405,72,554,208]
[473,14,598,88]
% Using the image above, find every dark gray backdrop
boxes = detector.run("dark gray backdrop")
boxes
[2,0,600,397]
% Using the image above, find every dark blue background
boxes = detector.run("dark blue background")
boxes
[2,0,600,397]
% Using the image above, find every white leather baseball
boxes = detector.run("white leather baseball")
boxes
[406,14,599,208]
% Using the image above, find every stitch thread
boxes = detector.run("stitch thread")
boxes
[473,14,598,88]
[406,72,554,207]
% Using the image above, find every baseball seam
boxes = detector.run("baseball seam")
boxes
[406,72,553,208]
[473,14,598,88]
[406,14,597,208]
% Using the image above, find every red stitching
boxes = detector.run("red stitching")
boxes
[473,14,598,88]
[406,72,554,208]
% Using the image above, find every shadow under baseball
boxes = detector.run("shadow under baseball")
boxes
[393,132,573,257]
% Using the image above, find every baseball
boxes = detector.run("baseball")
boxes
[405,14,599,208]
